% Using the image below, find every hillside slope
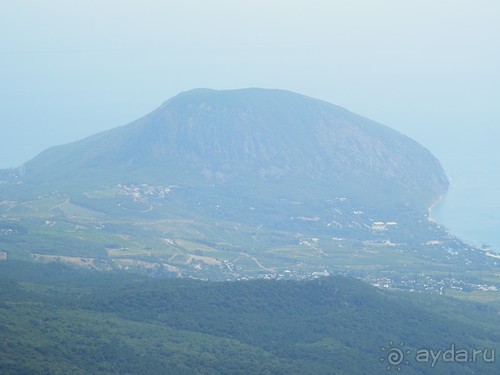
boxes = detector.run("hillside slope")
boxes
[21,88,448,210]
[0,261,498,374]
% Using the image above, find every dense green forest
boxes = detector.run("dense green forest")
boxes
[0,260,498,374]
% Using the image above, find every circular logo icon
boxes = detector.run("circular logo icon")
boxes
[380,341,411,371]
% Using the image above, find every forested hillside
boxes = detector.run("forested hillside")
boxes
[0,261,498,374]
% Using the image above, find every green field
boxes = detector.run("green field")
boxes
[0,184,499,302]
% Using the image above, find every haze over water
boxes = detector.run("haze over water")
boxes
[432,150,500,253]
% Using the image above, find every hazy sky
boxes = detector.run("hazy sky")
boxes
[2,0,500,248]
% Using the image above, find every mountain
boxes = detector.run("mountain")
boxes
[1,91,498,375]
[21,88,448,210]
[5,88,493,286]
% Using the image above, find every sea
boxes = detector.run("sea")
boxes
[431,155,500,253]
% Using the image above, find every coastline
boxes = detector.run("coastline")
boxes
[427,193,446,223]
[430,187,500,254]
[428,174,452,223]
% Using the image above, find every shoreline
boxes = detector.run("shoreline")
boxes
[428,175,452,223]
[429,191,500,254]
[427,193,446,223]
